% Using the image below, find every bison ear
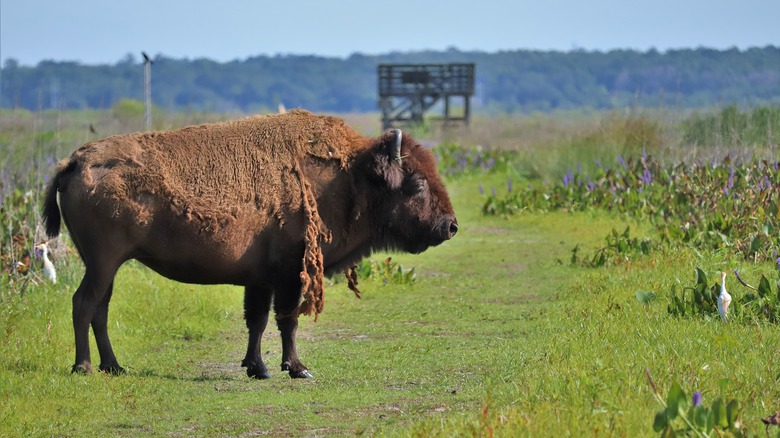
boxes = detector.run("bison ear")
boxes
[371,129,405,190]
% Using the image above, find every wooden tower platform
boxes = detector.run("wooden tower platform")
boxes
[378,63,475,129]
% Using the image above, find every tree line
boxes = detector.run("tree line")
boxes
[1,46,779,113]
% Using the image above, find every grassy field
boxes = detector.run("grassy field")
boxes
[2,107,780,436]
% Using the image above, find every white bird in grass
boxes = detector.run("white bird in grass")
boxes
[35,243,57,284]
[718,271,731,321]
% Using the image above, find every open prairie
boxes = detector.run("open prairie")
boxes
[2,106,780,436]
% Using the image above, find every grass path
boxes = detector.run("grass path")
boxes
[2,175,779,436]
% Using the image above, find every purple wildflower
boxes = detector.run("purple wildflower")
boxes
[723,187,730,196]
[641,168,653,185]
[595,159,603,169]
[642,149,647,160]
[587,179,594,192]
[728,167,735,190]
[776,257,780,271]
[577,162,582,174]
[478,182,484,195]
[757,174,771,192]
[507,178,513,193]
[692,392,702,407]
[618,155,626,168]
[563,167,574,188]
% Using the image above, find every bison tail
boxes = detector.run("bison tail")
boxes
[42,174,62,238]
[42,160,74,238]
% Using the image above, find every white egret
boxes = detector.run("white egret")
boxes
[717,271,731,321]
[36,243,57,284]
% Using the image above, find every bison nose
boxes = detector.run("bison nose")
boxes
[447,220,458,239]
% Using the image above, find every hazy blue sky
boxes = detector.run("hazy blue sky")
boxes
[2,0,779,66]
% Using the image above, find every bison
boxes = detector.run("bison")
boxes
[42,110,457,379]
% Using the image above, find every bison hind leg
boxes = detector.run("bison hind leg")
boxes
[93,281,126,375]
[72,266,120,375]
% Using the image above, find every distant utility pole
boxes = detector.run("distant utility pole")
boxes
[142,51,153,131]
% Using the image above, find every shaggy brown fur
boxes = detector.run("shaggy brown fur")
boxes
[70,109,363,226]
[61,110,363,317]
[293,161,331,319]
[345,266,361,299]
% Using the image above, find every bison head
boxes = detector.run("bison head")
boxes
[368,129,458,254]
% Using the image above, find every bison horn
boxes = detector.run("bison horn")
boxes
[390,129,402,164]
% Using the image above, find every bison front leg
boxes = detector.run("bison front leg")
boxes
[276,314,312,378]
[274,281,313,379]
[241,285,272,379]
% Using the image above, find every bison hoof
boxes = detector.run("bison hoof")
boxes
[246,366,272,379]
[242,360,271,379]
[99,364,126,375]
[290,369,314,379]
[71,362,93,374]
[281,362,313,379]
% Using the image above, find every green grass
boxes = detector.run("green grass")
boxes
[3,108,780,436]
[4,174,777,436]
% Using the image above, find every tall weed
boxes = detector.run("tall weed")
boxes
[683,104,780,147]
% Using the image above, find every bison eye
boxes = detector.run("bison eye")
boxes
[402,176,426,196]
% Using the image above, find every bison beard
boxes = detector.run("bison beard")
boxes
[42,109,457,379]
